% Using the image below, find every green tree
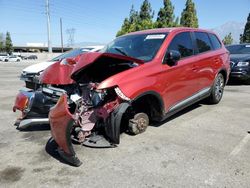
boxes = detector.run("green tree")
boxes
[155,0,175,28]
[117,1,154,36]
[180,0,199,28]
[0,33,4,52]
[116,5,139,37]
[239,34,244,44]
[116,18,131,37]
[5,31,13,53]
[222,33,233,45]
[137,0,154,30]
[242,13,250,43]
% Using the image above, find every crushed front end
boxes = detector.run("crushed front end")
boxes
[49,83,131,166]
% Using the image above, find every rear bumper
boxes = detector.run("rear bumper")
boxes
[13,89,57,125]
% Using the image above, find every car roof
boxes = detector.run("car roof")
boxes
[226,43,250,47]
[123,27,216,36]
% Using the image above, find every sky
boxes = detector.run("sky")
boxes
[0,0,250,46]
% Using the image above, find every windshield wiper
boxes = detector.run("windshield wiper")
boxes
[113,47,128,57]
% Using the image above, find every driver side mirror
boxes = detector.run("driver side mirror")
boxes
[163,50,181,66]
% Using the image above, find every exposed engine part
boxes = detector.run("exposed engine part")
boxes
[128,113,149,135]
[70,82,127,145]
[71,127,91,143]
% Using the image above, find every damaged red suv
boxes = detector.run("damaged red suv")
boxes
[49,28,230,166]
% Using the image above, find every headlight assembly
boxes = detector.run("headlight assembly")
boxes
[237,62,249,67]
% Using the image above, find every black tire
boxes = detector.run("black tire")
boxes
[17,59,20,62]
[207,73,225,104]
[245,78,250,85]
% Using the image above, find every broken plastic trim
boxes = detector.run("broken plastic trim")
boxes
[105,102,130,144]
[57,120,82,167]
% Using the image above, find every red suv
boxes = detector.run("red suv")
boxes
[48,28,230,166]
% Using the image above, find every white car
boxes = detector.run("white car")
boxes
[21,46,104,89]
[8,55,22,62]
[0,53,9,62]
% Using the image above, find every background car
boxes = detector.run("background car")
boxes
[226,44,250,84]
[0,53,9,62]
[22,55,38,60]
[8,55,22,62]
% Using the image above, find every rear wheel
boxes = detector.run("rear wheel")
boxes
[207,73,225,104]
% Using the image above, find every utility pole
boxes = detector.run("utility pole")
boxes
[60,18,64,52]
[46,0,52,53]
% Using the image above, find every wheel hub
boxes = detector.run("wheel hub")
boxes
[128,113,149,135]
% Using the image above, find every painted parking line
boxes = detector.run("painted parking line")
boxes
[229,133,250,157]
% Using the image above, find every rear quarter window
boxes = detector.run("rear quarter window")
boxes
[209,34,222,50]
[195,32,213,53]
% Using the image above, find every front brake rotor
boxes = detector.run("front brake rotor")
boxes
[128,113,149,135]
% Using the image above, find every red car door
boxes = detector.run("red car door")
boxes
[192,32,220,91]
[160,31,200,112]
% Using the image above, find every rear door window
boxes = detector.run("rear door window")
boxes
[208,34,222,50]
[167,32,194,58]
[195,32,213,53]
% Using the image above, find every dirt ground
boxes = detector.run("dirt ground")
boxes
[0,61,250,188]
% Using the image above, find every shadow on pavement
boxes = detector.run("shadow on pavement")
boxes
[45,137,79,167]
[227,79,249,86]
[153,103,202,127]
[17,124,50,132]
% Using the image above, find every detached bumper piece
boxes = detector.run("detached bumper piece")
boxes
[49,94,82,167]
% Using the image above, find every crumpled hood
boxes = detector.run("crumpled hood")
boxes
[23,61,56,73]
[40,61,75,85]
[71,52,144,81]
[230,54,250,62]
